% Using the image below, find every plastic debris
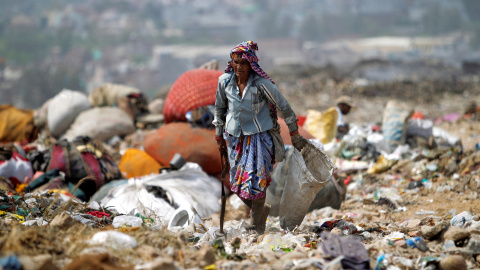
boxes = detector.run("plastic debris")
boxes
[90,231,138,249]
[450,211,474,227]
[112,215,143,229]
[405,237,429,252]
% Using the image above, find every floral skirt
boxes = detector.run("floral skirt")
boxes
[225,131,274,200]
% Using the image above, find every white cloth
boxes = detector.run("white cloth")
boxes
[336,106,345,127]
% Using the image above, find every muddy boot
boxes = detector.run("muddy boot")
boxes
[251,198,271,235]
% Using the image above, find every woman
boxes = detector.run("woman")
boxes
[213,41,307,234]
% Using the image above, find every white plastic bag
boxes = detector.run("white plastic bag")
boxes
[90,231,137,249]
[0,152,33,183]
[433,126,461,146]
[99,163,220,227]
[112,215,143,228]
[279,141,335,230]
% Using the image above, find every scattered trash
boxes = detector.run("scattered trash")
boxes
[415,210,438,215]
[450,211,474,227]
[112,215,142,229]
[90,231,138,249]
[405,237,429,252]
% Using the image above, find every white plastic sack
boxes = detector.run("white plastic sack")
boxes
[268,146,344,217]
[99,163,221,227]
[62,107,135,142]
[47,89,91,138]
[0,152,33,183]
[382,100,413,153]
[279,141,335,230]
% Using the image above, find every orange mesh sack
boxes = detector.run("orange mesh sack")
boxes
[163,69,222,123]
[118,148,163,179]
[143,122,220,175]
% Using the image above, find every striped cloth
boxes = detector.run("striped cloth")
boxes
[224,40,275,84]
[225,131,274,200]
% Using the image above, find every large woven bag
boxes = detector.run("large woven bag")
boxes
[163,69,223,123]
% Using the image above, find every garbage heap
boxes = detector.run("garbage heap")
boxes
[1,71,480,269]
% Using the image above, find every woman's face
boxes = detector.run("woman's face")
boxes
[232,55,251,81]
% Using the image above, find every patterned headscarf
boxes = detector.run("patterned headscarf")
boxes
[225,40,274,84]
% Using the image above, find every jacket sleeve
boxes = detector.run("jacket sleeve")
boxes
[213,77,228,137]
[258,81,299,133]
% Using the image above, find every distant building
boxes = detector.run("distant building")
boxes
[303,33,470,70]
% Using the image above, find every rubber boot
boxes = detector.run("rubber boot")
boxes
[251,198,271,235]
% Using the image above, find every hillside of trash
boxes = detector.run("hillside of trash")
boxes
[1,63,480,270]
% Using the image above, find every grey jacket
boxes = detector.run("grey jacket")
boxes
[213,72,299,137]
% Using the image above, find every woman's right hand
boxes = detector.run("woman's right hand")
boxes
[217,137,227,152]
[291,133,307,151]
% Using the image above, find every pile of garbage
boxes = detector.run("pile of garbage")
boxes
[1,67,480,269]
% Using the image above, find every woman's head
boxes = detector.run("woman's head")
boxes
[231,53,251,81]
[225,41,274,84]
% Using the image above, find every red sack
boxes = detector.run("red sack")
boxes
[143,122,221,175]
[163,69,222,123]
[47,140,101,199]
[79,151,104,190]
[47,142,96,182]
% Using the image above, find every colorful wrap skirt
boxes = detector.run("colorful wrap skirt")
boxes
[225,131,274,200]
